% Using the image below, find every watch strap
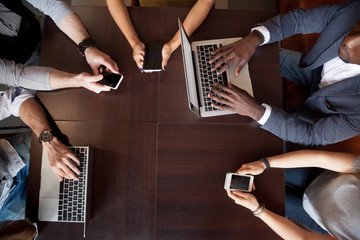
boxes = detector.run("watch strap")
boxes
[260,157,270,171]
[78,37,97,57]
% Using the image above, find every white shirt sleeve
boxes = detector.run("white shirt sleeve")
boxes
[257,103,272,125]
[251,25,270,46]
[0,88,34,120]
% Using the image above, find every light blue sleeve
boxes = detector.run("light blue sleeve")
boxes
[25,0,74,27]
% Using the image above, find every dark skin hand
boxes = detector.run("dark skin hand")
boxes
[208,82,265,121]
[209,31,263,76]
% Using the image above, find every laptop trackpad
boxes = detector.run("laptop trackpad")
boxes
[39,169,60,198]
[38,198,59,221]
[227,63,253,97]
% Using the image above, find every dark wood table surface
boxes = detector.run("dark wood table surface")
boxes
[27,7,284,240]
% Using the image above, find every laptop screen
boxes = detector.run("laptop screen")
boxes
[178,20,199,110]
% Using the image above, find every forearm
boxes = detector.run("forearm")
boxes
[167,0,214,50]
[49,69,83,90]
[106,0,141,49]
[19,98,51,137]
[59,13,91,44]
[267,150,356,173]
[259,209,329,240]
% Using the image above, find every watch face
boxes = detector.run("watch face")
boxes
[40,131,53,143]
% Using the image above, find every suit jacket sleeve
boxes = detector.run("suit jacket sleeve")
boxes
[261,106,360,146]
[259,0,358,43]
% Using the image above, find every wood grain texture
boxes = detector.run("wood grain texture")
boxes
[28,7,284,240]
[157,124,284,240]
[27,122,157,240]
[38,7,160,122]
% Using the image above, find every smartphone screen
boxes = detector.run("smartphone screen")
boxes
[224,173,253,192]
[99,71,123,90]
[143,42,163,72]
[230,175,251,191]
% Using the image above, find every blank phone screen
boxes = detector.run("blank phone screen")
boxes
[99,72,122,88]
[230,175,250,190]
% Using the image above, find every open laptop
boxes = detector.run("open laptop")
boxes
[179,19,253,117]
[38,146,92,238]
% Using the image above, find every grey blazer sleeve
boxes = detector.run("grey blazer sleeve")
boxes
[0,59,53,90]
[261,106,360,146]
[259,0,358,43]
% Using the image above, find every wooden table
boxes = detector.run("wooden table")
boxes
[27,7,284,240]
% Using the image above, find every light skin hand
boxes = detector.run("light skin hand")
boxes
[209,31,263,76]
[208,82,265,121]
[76,72,111,93]
[84,47,119,75]
[236,160,266,176]
[43,138,80,182]
[132,41,145,70]
[227,190,260,212]
[161,42,175,70]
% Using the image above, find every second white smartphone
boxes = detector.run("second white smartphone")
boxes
[224,173,254,192]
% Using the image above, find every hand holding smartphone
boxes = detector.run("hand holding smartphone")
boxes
[98,65,123,90]
[224,173,254,192]
[143,42,163,72]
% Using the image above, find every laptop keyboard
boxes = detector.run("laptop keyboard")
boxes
[57,146,88,222]
[196,44,228,112]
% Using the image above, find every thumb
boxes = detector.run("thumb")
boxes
[86,74,103,83]
[91,65,99,75]
[162,56,169,71]
[235,62,245,76]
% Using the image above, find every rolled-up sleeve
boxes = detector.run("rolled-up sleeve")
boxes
[0,59,53,91]
[26,0,74,26]
[0,88,34,119]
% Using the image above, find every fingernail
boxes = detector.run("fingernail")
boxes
[140,68,143,73]
[163,66,167,71]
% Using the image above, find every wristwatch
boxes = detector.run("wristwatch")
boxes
[38,130,55,145]
[78,37,97,57]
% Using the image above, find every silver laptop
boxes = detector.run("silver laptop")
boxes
[179,19,253,117]
[38,146,92,238]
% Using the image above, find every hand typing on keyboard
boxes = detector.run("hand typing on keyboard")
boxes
[43,138,81,182]
[209,31,264,76]
[208,82,265,121]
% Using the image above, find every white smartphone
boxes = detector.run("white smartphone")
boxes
[99,71,123,90]
[224,173,254,192]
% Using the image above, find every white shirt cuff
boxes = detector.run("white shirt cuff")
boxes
[257,103,272,125]
[251,25,270,46]
[9,88,34,117]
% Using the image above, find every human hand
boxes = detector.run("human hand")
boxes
[75,72,111,93]
[226,190,260,212]
[209,32,263,76]
[43,138,80,182]
[236,160,267,176]
[132,41,145,71]
[161,42,175,70]
[84,47,119,75]
[208,82,265,121]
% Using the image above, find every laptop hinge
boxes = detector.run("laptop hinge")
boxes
[191,50,202,107]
